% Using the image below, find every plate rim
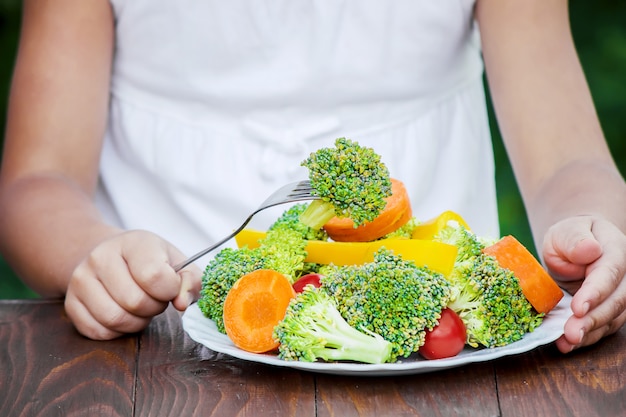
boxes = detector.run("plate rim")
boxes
[182,292,572,376]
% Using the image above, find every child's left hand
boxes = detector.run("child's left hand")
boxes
[542,215,626,352]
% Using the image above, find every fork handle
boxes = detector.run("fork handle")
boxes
[172,217,253,272]
[172,234,233,272]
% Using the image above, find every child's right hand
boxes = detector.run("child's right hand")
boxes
[64,230,202,340]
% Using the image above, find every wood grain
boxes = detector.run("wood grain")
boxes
[3,300,626,417]
[494,328,626,417]
[133,306,317,416]
[0,300,137,417]
[315,363,500,417]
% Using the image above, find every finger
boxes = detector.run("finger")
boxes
[83,248,170,318]
[554,334,573,353]
[171,265,202,311]
[579,309,626,348]
[561,270,626,347]
[121,235,182,302]
[165,242,202,311]
[67,266,156,338]
[568,221,626,317]
[570,257,624,318]
[65,293,124,340]
[542,216,602,280]
[570,237,603,266]
[556,305,626,353]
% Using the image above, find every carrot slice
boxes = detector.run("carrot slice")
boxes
[222,269,296,353]
[322,178,413,242]
[483,235,563,314]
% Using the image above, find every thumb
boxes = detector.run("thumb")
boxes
[171,266,202,311]
[569,236,603,266]
[542,217,603,281]
[167,245,203,311]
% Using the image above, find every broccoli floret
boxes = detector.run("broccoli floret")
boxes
[435,222,544,348]
[321,249,451,361]
[198,226,309,333]
[434,220,485,263]
[448,254,544,348]
[197,246,265,333]
[268,203,328,241]
[273,286,393,364]
[299,138,392,229]
[380,217,420,240]
[300,262,325,275]
[258,227,308,282]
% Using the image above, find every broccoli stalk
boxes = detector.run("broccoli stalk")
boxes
[273,286,393,364]
[299,137,392,229]
[298,199,337,230]
[269,203,329,241]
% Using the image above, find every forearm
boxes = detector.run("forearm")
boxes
[525,160,626,248]
[0,0,116,296]
[0,174,120,297]
[476,0,626,249]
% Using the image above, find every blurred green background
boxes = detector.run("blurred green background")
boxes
[0,2,625,299]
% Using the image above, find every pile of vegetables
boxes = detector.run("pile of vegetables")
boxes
[197,138,564,363]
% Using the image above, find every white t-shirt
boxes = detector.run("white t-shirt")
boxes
[100,0,499,261]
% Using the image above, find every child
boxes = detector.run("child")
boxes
[1,0,625,354]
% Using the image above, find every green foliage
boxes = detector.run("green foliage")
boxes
[0,257,37,299]
[0,3,35,299]
[570,2,626,161]
[274,286,393,364]
[320,249,451,360]
[300,138,392,229]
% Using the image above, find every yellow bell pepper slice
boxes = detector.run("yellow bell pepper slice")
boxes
[235,229,458,277]
[411,210,471,241]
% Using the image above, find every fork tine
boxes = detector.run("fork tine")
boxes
[287,180,314,197]
[173,179,318,271]
[262,180,314,206]
[292,180,312,191]
[288,190,314,199]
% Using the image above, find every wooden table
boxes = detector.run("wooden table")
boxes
[1,299,625,417]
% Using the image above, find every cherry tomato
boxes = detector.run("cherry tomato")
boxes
[419,308,467,360]
[292,273,323,293]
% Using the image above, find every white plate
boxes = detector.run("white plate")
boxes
[182,293,572,376]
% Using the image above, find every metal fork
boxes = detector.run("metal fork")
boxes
[173,180,317,271]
